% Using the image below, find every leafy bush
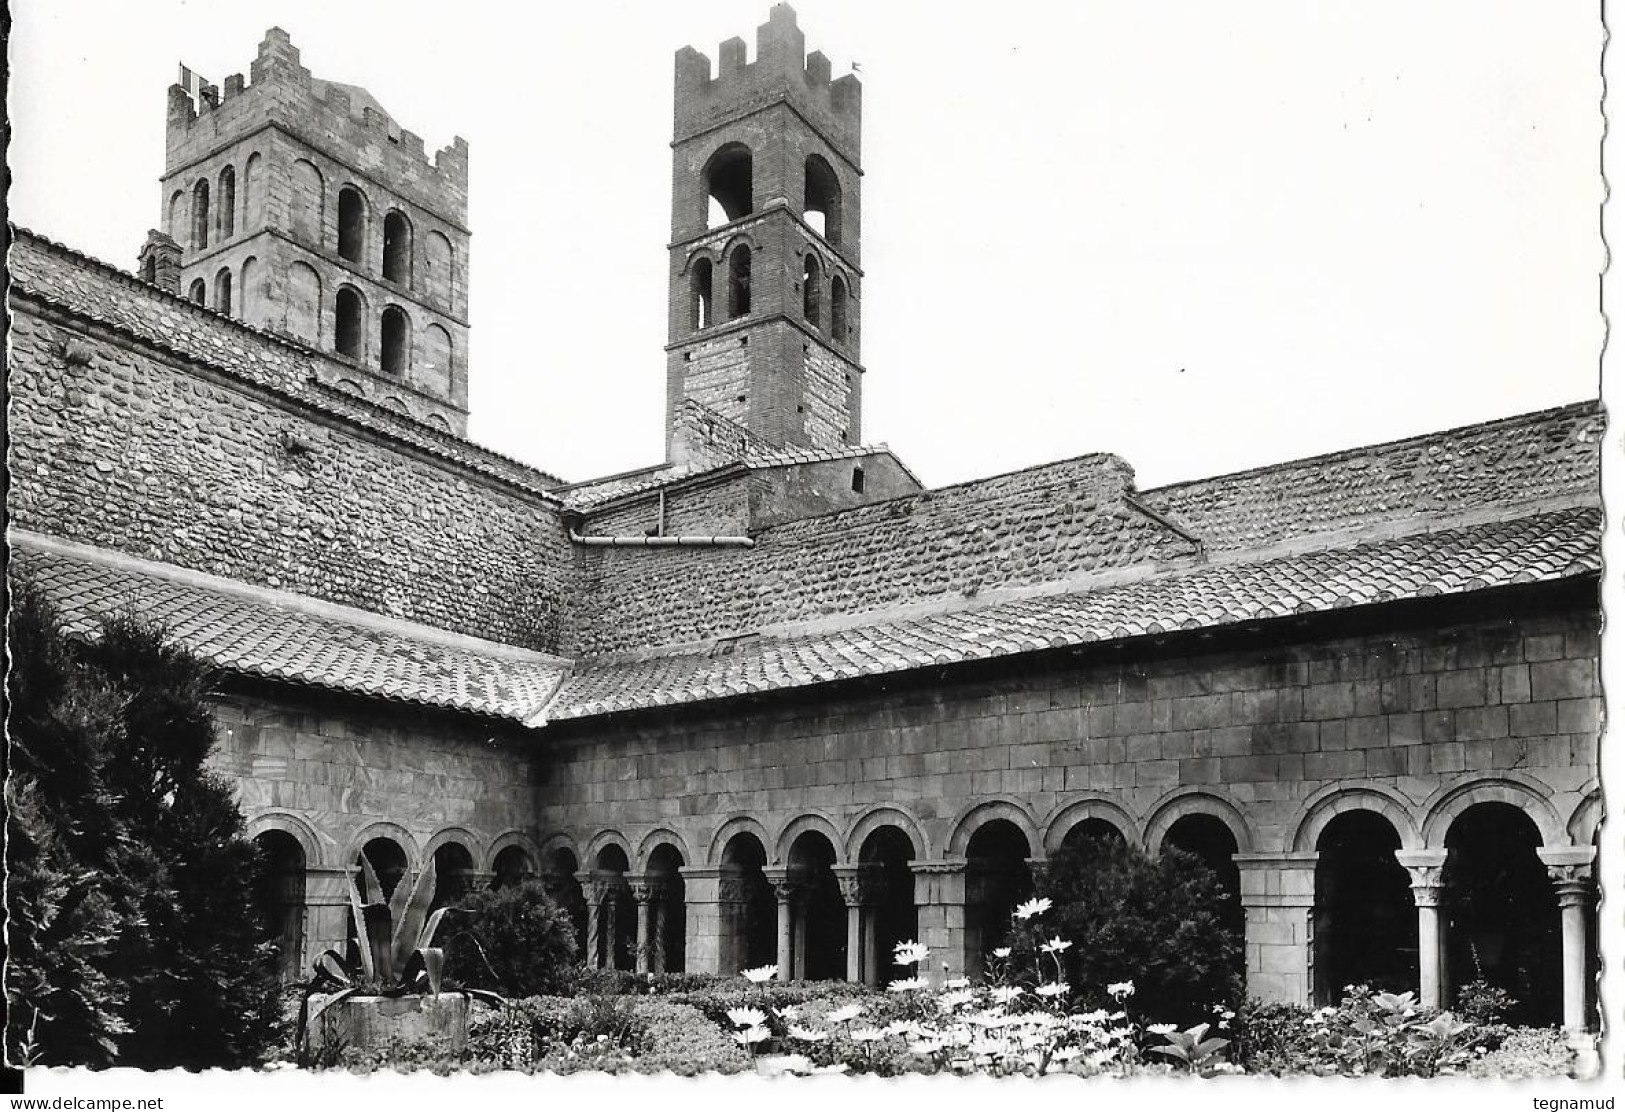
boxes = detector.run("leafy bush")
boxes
[1302,985,1475,1077]
[4,583,282,1069]
[465,995,748,1074]
[441,879,579,997]
[1464,1027,1576,1079]
[556,966,638,996]
[1041,835,1243,1025]
[631,1001,750,1074]
[1229,1000,1320,1075]
[1454,979,1517,1026]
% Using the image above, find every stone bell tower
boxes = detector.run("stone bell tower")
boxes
[664,4,864,460]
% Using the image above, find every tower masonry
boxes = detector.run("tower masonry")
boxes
[157,29,472,434]
[665,4,864,460]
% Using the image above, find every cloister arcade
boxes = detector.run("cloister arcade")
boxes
[246,778,1597,1029]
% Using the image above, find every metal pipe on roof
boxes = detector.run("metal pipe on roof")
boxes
[568,530,755,549]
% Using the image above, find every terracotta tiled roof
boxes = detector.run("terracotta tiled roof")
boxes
[1139,402,1602,552]
[558,443,915,511]
[549,507,1600,720]
[9,533,568,723]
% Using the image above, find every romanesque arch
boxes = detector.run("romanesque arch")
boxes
[636,828,692,873]
[1040,795,1139,857]
[716,826,775,975]
[588,839,635,971]
[1142,788,1255,854]
[424,827,482,909]
[247,810,321,983]
[1442,799,1561,1024]
[706,814,773,867]
[643,840,687,973]
[946,798,1041,858]
[1311,808,1416,1004]
[784,824,844,980]
[346,820,422,872]
[1420,774,1563,849]
[350,821,420,902]
[950,800,1038,976]
[844,805,929,863]
[775,812,846,866]
[853,815,919,986]
[487,829,543,877]
[246,809,327,870]
[538,836,587,955]
[1290,782,1422,853]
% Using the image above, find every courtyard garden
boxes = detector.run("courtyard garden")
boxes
[4,585,1588,1080]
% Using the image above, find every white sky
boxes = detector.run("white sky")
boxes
[7,1,1603,491]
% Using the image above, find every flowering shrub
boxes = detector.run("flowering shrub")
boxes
[1301,985,1475,1078]
[1463,1027,1577,1079]
[748,903,1159,1078]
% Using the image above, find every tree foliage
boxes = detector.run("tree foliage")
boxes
[1041,835,1243,1026]
[442,880,580,997]
[5,581,282,1068]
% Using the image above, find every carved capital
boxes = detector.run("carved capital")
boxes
[1547,865,1595,908]
[1395,849,1449,907]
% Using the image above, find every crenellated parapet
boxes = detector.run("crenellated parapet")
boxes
[675,3,861,164]
[165,27,468,223]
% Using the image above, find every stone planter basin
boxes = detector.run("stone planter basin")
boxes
[313,992,470,1053]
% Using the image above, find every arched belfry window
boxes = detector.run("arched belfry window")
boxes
[830,274,849,343]
[804,154,841,244]
[189,278,207,305]
[338,187,366,264]
[382,210,412,285]
[192,180,211,251]
[802,254,822,329]
[381,305,410,375]
[335,287,364,359]
[691,257,714,330]
[727,246,752,319]
[704,143,753,229]
[218,166,237,240]
[215,268,233,316]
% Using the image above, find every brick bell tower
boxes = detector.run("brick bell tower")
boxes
[665,4,864,460]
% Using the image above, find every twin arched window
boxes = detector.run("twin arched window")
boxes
[334,289,414,377]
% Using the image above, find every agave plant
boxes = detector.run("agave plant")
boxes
[295,856,498,1060]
